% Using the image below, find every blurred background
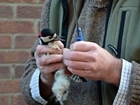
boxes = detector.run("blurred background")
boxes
[0,0,44,105]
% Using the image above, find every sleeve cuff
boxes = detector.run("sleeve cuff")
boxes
[30,68,48,105]
[113,59,132,105]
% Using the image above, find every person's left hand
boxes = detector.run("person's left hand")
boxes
[63,41,122,86]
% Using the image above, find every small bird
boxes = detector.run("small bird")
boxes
[38,29,87,104]
[38,29,64,52]
[38,29,70,105]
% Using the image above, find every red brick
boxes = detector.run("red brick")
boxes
[15,35,37,48]
[14,66,24,78]
[0,5,13,18]
[17,6,42,18]
[0,20,34,34]
[0,66,10,79]
[0,95,8,105]
[0,0,36,3]
[11,94,27,105]
[38,0,44,4]
[0,36,11,48]
[38,21,41,33]
[0,51,30,63]
[0,80,20,93]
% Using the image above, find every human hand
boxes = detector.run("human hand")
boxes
[63,41,122,85]
[35,41,64,85]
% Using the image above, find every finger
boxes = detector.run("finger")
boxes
[39,54,63,66]
[40,62,64,73]
[55,41,64,49]
[70,41,98,52]
[36,45,61,56]
[63,49,94,61]
[67,67,100,80]
[63,59,93,70]
[67,67,90,78]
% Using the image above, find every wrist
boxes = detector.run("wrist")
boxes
[107,58,122,86]
[40,73,54,86]
[39,74,54,100]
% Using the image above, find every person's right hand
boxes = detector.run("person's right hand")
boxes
[35,41,64,86]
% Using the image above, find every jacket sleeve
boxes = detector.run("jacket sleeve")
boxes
[20,0,62,104]
[128,61,140,104]
[21,39,60,105]
[21,40,42,105]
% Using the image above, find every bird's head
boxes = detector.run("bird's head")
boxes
[38,29,64,45]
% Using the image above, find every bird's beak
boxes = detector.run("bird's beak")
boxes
[55,36,65,41]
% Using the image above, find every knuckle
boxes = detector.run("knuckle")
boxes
[86,63,92,70]
[92,43,99,50]
[40,58,48,65]
[56,41,64,48]
[36,45,42,52]
[70,42,77,50]
[69,52,76,60]
[68,61,73,67]
[70,62,77,69]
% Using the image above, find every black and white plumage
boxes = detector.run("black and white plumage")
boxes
[38,29,87,105]
[38,29,64,50]
[38,29,70,105]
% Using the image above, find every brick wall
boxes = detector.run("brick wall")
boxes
[0,0,44,105]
